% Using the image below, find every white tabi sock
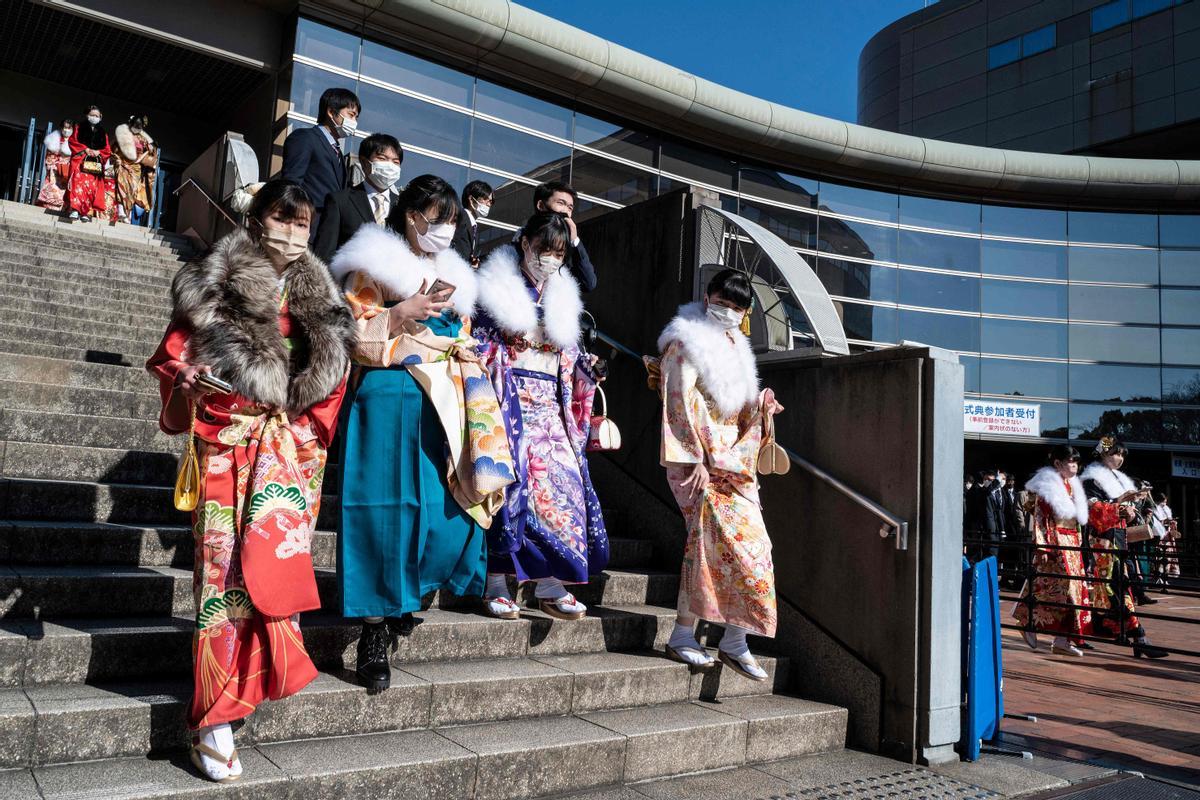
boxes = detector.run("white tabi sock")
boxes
[718,624,751,657]
[363,616,384,624]
[534,578,569,600]
[667,622,713,666]
[196,722,239,780]
[486,573,512,600]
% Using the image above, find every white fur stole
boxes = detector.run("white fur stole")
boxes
[475,244,582,350]
[657,301,759,418]
[1081,461,1135,502]
[1025,466,1088,524]
[327,224,477,317]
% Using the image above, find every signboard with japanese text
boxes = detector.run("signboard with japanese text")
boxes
[963,400,1040,436]
[1171,455,1200,479]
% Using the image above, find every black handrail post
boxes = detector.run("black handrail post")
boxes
[1115,546,1129,647]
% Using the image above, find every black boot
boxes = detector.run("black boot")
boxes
[356,620,391,693]
[1133,641,1169,659]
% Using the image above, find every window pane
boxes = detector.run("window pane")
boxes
[290,62,346,119]
[1068,246,1158,283]
[1162,408,1200,446]
[475,80,572,139]
[360,41,474,108]
[573,114,658,167]
[469,167,535,227]
[981,358,1068,398]
[1162,289,1200,325]
[399,151,467,194]
[837,301,897,343]
[1071,403,1161,443]
[1070,363,1161,402]
[1069,285,1159,324]
[477,222,516,255]
[1039,401,1070,438]
[1134,0,1174,15]
[1022,24,1056,56]
[739,200,818,250]
[470,118,570,181]
[739,168,818,208]
[898,229,980,272]
[1159,215,1200,248]
[819,183,898,223]
[900,270,979,312]
[817,259,898,303]
[1070,324,1160,363]
[1092,0,1132,33]
[356,84,470,159]
[962,356,980,393]
[982,205,1066,240]
[1163,328,1200,365]
[570,151,654,207]
[1164,367,1200,403]
[988,39,1021,69]
[659,140,735,190]
[899,195,980,234]
[982,239,1067,279]
[981,279,1068,318]
[1160,251,1200,285]
[1069,210,1157,246]
[983,318,1067,358]
[296,18,360,72]
[898,309,980,351]
[818,216,897,262]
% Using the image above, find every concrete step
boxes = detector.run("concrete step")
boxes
[0,354,154,396]
[0,307,165,351]
[0,563,678,620]
[0,268,170,310]
[0,442,180,485]
[0,378,162,418]
[0,200,190,244]
[0,320,156,360]
[0,251,178,288]
[0,518,652,573]
[0,670,815,771]
[0,407,175,452]
[0,218,192,260]
[0,696,844,798]
[0,286,171,324]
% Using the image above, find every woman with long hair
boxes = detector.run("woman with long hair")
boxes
[654,269,783,681]
[330,174,514,692]
[1012,445,1093,656]
[1081,437,1169,659]
[472,211,608,621]
[146,179,355,781]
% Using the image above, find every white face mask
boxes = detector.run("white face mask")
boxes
[474,201,491,219]
[706,302,744,330]
[412,213,455,254]
[366,160,400,191]
[335,113,357,138]
[523,246,563,283]
[258,226,308,265]
[86,115,101,125]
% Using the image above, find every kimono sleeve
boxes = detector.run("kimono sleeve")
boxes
[145,319,193,435]
[343,270,405,367]
[658,342,706,468]
[306,373,348,448]
[1031,500,1052,548]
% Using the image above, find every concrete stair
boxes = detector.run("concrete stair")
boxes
[0,204,851,799]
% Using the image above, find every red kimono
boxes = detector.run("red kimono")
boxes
[148,303,345,730]
[66,125,111,216]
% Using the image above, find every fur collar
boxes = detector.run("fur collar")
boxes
[113,123,152,162]
[171,228,354,413]
[1081,461,1136,501]
[1025,467,1088,524]
[657,301,760,418]
[327,224,477,317]
[476,244,582,350]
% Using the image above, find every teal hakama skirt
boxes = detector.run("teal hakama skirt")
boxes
[338,312,487,617]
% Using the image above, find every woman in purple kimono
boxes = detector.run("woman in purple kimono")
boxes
[473,212,608,620]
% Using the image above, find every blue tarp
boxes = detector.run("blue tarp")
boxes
[960,556,1004,761]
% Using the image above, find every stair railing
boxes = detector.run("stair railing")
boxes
[173,177,237,245]
[594,329,908,550]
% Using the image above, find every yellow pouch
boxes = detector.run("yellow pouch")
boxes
[173,404,201,512]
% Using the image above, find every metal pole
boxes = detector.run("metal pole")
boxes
[1115,546,1129,646]
[18,117,36,204]
[31,122,52,206]
[150,153,165,230]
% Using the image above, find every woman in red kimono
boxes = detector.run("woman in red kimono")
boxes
[66,106,111,222]
[147,180,355,782]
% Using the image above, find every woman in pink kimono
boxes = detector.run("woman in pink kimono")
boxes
[656,269,783,681]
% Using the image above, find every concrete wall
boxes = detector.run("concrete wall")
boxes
[579,188,965,763]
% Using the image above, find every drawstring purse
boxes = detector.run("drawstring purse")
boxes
[586,385,622,452]
[756,397,790,476]
[81,155,103,175]
[173,404,201,512]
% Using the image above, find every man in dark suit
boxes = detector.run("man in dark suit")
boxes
[532,181,597,291]
[281,87,360,241]
[452,180,493,267]
[314,133,404,263]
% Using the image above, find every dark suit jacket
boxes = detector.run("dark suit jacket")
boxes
[452,215,481,266]
[570,239,597,292]
[314,183,396,264]
[281,126,347,238]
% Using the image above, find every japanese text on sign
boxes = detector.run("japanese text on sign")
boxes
[1172,455,1200,479]
[964,400,1040,436]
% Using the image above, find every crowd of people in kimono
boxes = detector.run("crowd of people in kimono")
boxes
[145,87,784,783]
[35,105,158,225]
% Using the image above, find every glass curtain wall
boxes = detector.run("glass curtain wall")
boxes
[290,18,1200,450]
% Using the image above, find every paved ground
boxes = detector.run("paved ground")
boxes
[997,588,1200,788]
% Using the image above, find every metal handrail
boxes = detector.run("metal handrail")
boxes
[174,177,237,227]
[594,329,909,550]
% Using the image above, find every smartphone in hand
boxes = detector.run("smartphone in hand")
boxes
[426,278,455,298]
[196,373,233,395]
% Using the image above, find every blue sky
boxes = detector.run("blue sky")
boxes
[517,0,925,123]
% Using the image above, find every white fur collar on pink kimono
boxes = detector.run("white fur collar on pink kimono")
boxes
[327,224,478,317]
[475,244,583,351]
[657,301,760,419]
[1025,466,1088,524]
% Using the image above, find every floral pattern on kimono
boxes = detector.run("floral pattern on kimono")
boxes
[1012,492,1093,639]
[658,341,776,637]
[1085,498,1142,638]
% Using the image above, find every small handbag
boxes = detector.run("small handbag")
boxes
[173,404,201,512]
[586,385,622,452]
[1125,523,1154,544]
[756,399,790,476]
[81,155,103,175]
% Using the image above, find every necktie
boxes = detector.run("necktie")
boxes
[372,193,387,225]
